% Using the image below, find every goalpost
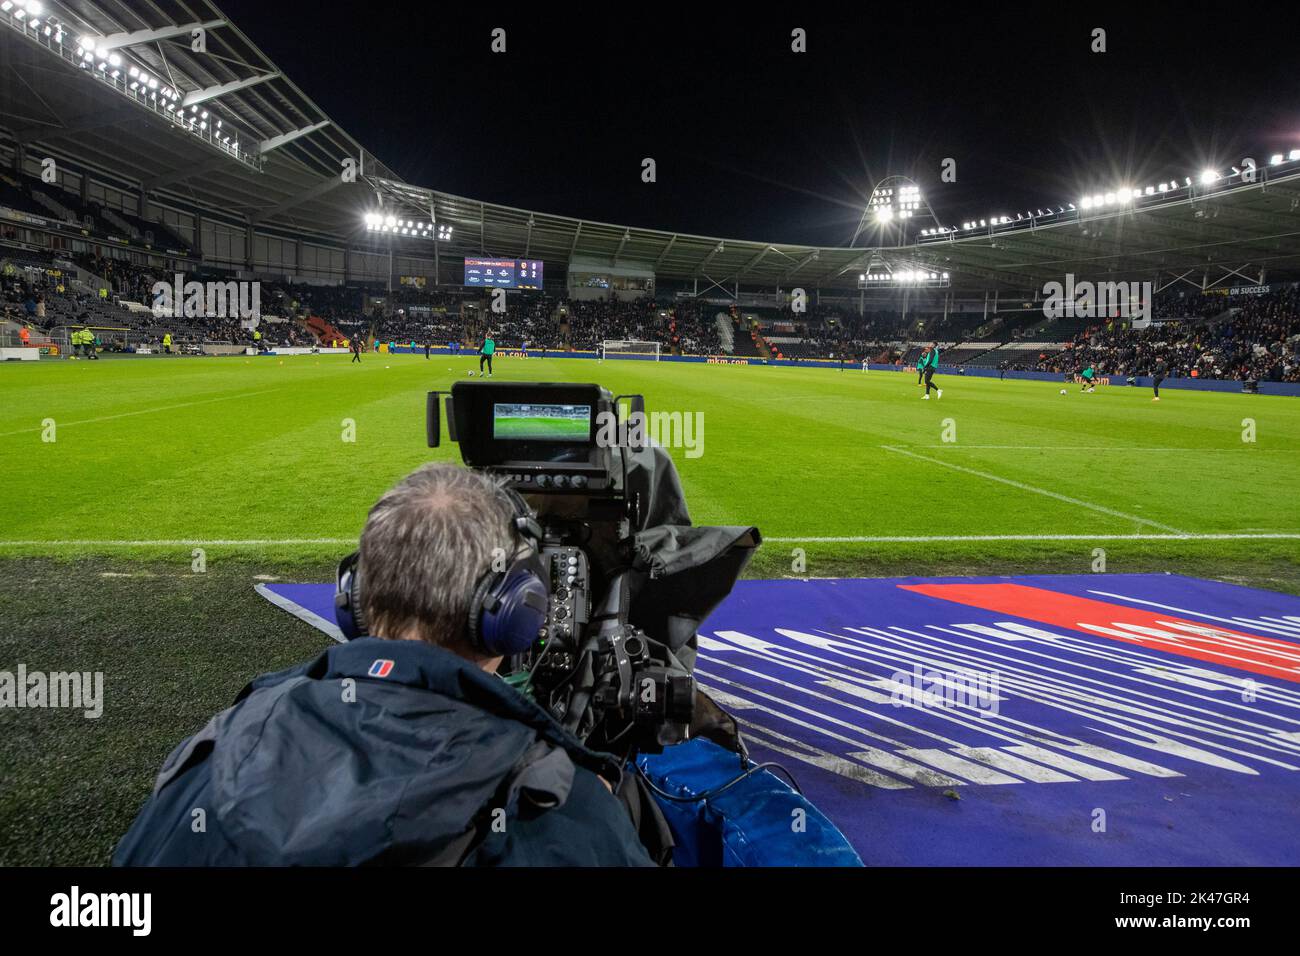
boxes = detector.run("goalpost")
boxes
[600,340,661,361]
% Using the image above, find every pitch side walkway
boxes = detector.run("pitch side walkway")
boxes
[258,573,1300,866]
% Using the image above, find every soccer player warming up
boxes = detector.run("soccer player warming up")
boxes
[1080,365,1096,392]
[1152,358,1167,401]
[479,332,495,377]
[920,342,942,400]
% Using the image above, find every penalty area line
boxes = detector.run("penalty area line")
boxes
[879,444,1186,534]
[0,387,287,439]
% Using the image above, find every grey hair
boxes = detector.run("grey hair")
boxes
[358,463,518,649]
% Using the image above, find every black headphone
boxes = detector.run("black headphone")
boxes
[334,485,550,657]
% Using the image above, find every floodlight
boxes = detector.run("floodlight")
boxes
[1290,149,1300,160]
[1200,169,1217,184]
[1271,154,1284,165]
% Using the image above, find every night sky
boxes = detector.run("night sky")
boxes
[219,1,1300,247]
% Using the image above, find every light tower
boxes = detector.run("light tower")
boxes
[850,175,941,246]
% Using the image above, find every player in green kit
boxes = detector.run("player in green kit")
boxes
[920,343,942,399]
[479,332,495,376]
[1080,365,1096,393]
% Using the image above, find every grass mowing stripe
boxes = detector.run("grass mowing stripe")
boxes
[879,444,1188,534]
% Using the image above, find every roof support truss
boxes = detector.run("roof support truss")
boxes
[259,121,331,154]
[182,73,280,108]
[94,21,228,52]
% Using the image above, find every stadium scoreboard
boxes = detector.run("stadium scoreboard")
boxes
[463,257,545,290]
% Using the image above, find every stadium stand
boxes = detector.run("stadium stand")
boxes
[0,2,1297,380]
[1039,288,1300,382]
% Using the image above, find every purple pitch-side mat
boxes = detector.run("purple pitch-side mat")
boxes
[257,573,1300,866]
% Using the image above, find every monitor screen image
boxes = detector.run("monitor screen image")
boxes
[492,402,591,441]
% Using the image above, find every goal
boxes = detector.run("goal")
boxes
[600,339,661,361]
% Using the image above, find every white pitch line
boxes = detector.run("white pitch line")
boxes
[909,445,1299,452]
[764,533,1300,543]
[3,533,1299,549]
[0,387,285,438]
[0,538,357,547]
[879,444,1187,533]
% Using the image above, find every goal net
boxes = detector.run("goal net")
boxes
[600,339,661,361]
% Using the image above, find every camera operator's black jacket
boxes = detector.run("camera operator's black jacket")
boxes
[112,637,654,866]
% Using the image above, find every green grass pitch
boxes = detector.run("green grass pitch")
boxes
[493,412,590,440]
[2,351,1299,572]
[3,351,1300,864]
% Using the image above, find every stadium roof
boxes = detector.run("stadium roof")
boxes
[364,168,1300,294]
[0,0,397,240]
[3,1,1300,292]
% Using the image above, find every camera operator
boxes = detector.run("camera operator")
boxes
[113,463,655,866]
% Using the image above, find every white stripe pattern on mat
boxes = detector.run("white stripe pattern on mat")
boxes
[879,444,1186,533]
